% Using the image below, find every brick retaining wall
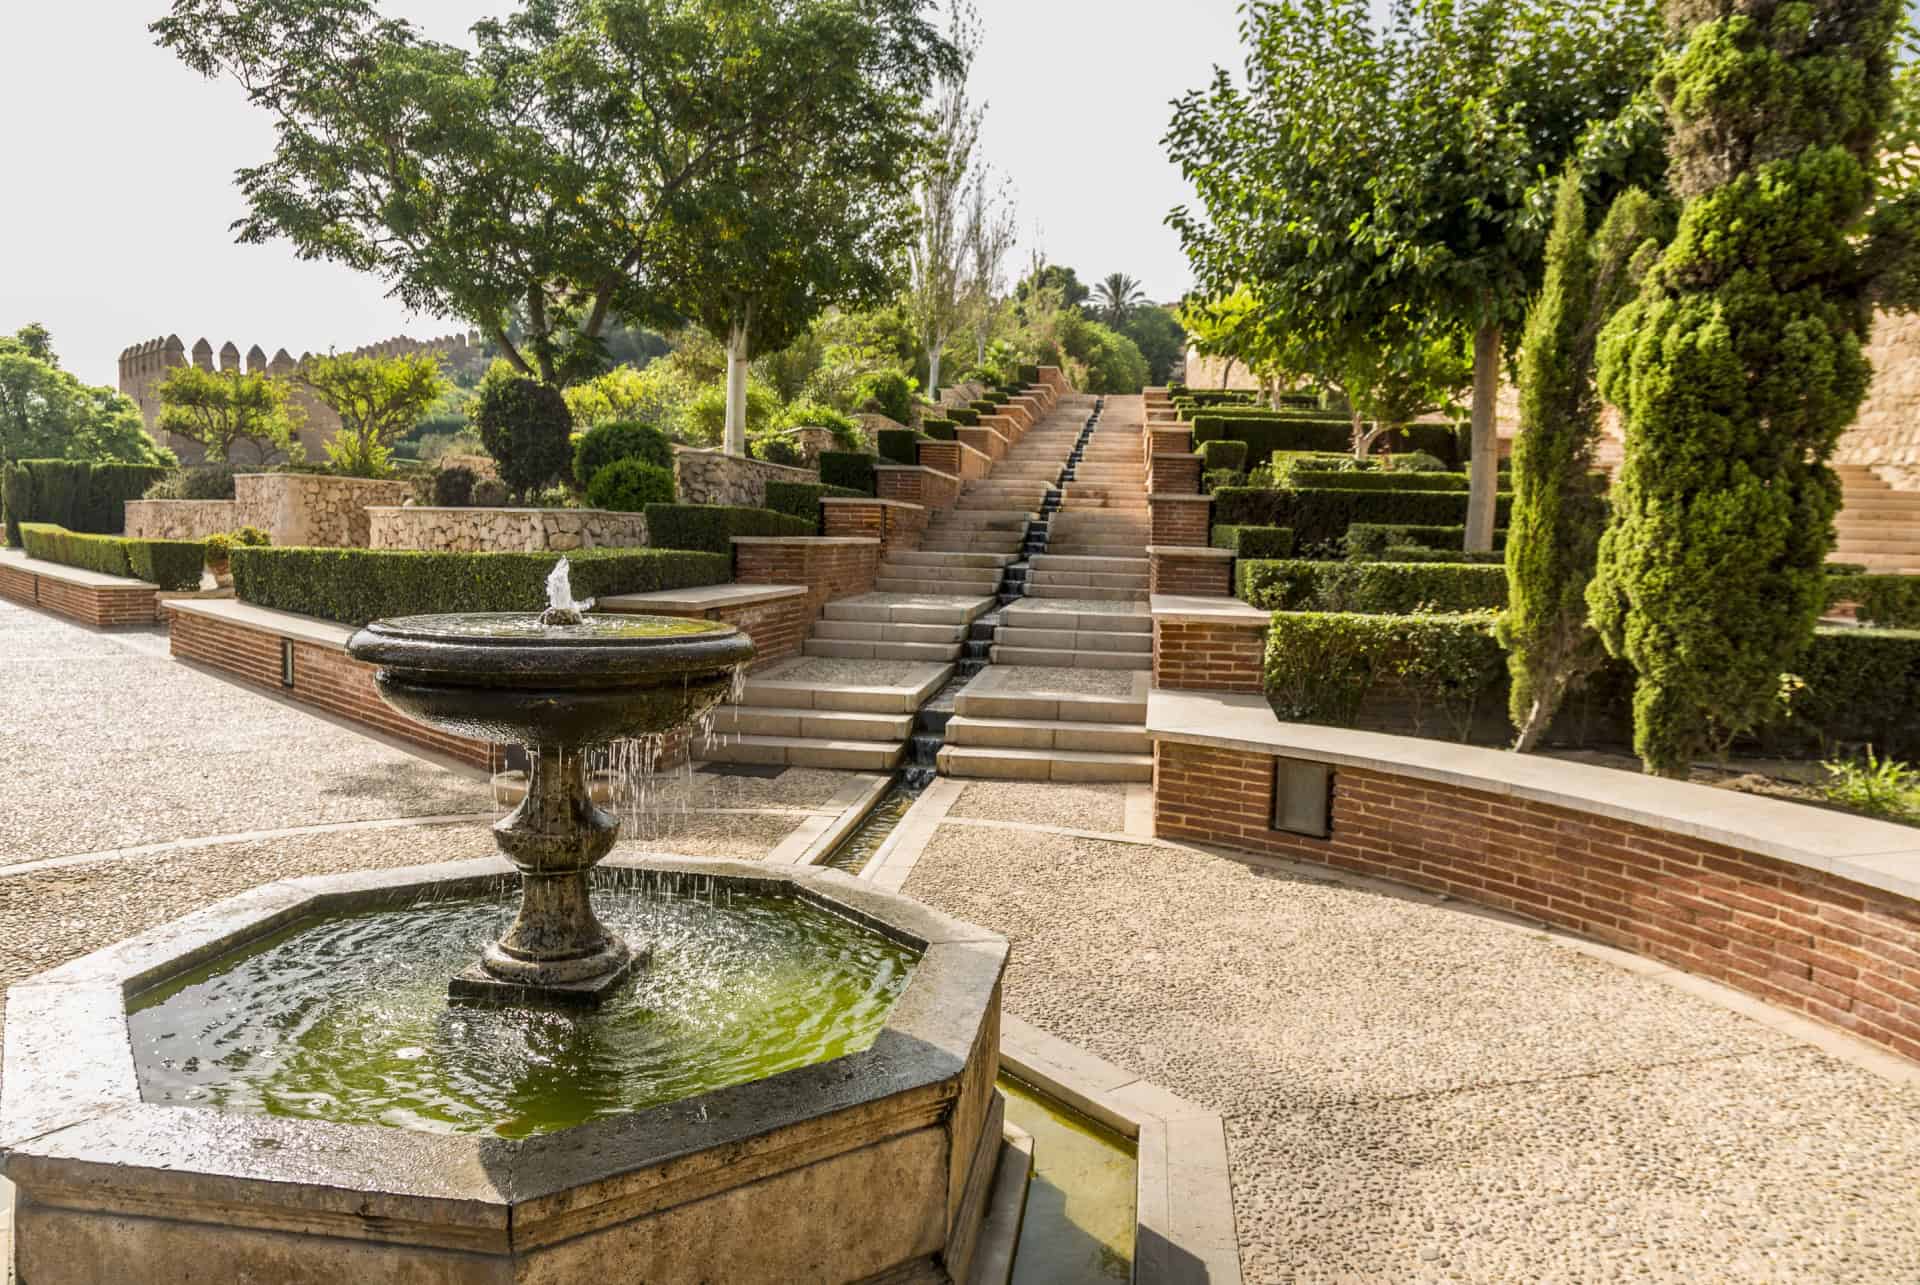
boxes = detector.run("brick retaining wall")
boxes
[0,556,160,628]
[1153,620,1266,694]
[1149,453,1202,495]
[1149,494,1212,546]
[1154,742,1920,1062]
[1149,547,1232,597]
[875,465,961,511]
[734,537,880,622]
[822,499,929,561]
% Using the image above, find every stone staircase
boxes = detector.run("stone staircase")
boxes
[938,665,1152,782]
[1834,466,1920,573]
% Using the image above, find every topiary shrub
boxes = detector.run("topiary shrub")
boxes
[1379,451,1450,473]
[1018,364,1041,384]
[471,477,509,506]
[748,432,806,467]
[1,465,30,546]
[431,466,477,507]
[642,503,815,554]
[127,538,211,590]
[922,418,959,441]
[232,545,728,626]
[474,377,572,500]
[20,522,207,589]
[1203,468,1247,492]
[947,406,981,427]
[1211,525,1294,558]
[144,464,238,502]
[1283,467,1470,492]
[586,459,675,512]
[572,420,672,489]
[1238,559,1509,614]
[1200,440,1249,473]
[1263,609,1506,740]
[877,429,923,466]
[819,451,877,495]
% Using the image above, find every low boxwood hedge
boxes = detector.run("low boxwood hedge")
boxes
[1200,440,1248,473]
[1214,486,1515,550]
[1344,524,1509,560]
[1238,558,1508,614]
[644,504,814,554]
[1286,467,1470,492]
[764,481,865,524]
[1192,415,1463,467]
[1828,574,1920,628]
[1018,364,1041,384]
[948,406,981,427]
[819,451,877,495]
[877,429,922,466]
[20,522,207,590]
[232,545,729,626]
[922,418,959,441]
[1210,525,1294,558]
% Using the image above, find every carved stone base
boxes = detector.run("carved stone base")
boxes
[450,940,648,1009]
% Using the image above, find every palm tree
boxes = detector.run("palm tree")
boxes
[1093,272,1146,327]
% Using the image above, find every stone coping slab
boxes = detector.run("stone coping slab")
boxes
[0,855,1007,1251]
[729,535,879,546]
[1146,493,1213,504]
[1146,546,1234,560]
[1149,593,1269,624]
[0,548,154,590]
[872,463,961,485]
[164,595,355,648]
[600,582,806,613]
[1145,689,1920,894]
[818,496,926,510]
[962,665,1148,704]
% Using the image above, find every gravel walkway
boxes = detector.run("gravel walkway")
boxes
[977,666,1138,697]
[901,820,1920,1283]
[949,781,1127,832]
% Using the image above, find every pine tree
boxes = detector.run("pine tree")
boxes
[1503,170,1662,751]
[1589,0,1906,775]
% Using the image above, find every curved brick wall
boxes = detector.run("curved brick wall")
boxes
[1150,692,1920,1064]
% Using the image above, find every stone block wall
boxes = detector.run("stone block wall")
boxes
[822,499,929,561]
[673,448,818,508]
[124,500,239,541]
[875,466,961,511]
[1149,495,1212,546]
[234,473,410,548]
[1152,618,1267,693]
[1153,746,1920,1063]
[734,537,881,622]
[368,506,648,553]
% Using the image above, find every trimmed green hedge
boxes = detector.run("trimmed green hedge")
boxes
[1345,524,1509,559]
[1828,574,1920,628]
[764,480,864,524]
[1286,467,1471,492]
[1200,440,1248,473]
[2,460,171,544]
[19,522,207,589]
[232,545,729,626]
[1211,525,1294,558]
[948,406,981,427]
[644,504,814,554]
[1214,487,1516,550]
[819,451,877,495]
[1239,558,1508,614]
[1192,415,1463,467]
[922,418,959,440]
[877,429,922,465]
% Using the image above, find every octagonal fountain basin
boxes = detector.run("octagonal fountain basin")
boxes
[1,858,1008,1284]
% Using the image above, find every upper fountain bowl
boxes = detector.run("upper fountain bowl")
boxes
[347,612,756,745]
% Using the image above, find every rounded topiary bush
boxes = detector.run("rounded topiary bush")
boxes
[472,477,510,507]
[432,465,477,507]
[852,369,914,424]
[586,459,675,512]
[474,377,572,500]
[572,420,673,491]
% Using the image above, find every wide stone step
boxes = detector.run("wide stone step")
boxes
[936,744,1153,783]
[705,734,903,772]
[1029,554,1150,574]
[823,593,994,626]
[920,537,1026,555]
[883,550,1015,568]
[813,619,966,645]
[994,625,1152,654]
[1000,602,1151,634]
[1027,570,1151,591]
[879,564,1001,590]
[875,576,1004,597]
[990,643,1151,669]
[712,705,914,741]
[805,637,962,662]
[1833,537,1920,554]
[943,714,1150,754]
[741,658,951,713]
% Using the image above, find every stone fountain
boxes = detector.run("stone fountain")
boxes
[0,560,1010,1283]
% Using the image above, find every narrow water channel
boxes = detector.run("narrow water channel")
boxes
[999,1075,1137,1285]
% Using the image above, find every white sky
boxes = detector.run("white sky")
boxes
[2,0,1247,388]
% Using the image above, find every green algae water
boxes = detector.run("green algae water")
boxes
[998,1075,1137,1285]
[128,883,918,1138]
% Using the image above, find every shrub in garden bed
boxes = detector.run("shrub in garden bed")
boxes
[819,451,877,495]
[432,465,477,507]
[1238,558,1508,614]
[1199,440,1248,473]
[947,406,981,427]
[1192,415,1463,467]
[643,503,814,554]
[1215,486,1514,549]
[19,522,207,589]
[1344,524,1507,558]
[585,459,676,512]
[1828,574,1920,628]
[1284,467,1470,492]
[877,428,924,465]
[764,481,865,524]
[232,545,729,626]
[3,460,173,543]
[1203,468,1247,492]
[921,418,959,441]
[1264,610,1506,740]
[1211,525,1294,557]
[572,420,672,488]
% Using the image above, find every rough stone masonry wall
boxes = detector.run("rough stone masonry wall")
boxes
[368,506,648,553]
[673,449,817,508]
[1154,744,1920,1063]
[233,473,410,548]
[168,609,490,767]
[124,499,239,541]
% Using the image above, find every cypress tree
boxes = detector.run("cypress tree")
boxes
[1503,171,1663,751]
[1589,0,1903,775]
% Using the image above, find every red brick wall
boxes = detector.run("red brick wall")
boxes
[1152,620,1267,693]
[956,426,1009,463]
[824,501,930,560]
[734,538,880,621]
[2,564,159,627]
[980,414,1021,443]
[644,595,809,672]
[1150,497,1212,547]
[918,441,992,483]
[1151,428,1192,457]
[169,609,492,767]
[1149,453,1203,495]
[1149,551,1233,597]
[1155,744,1920,1063]
[0,562,39,609]
[876,466,961,511]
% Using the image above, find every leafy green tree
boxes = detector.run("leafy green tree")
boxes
[908,10,983,400]
[154,0,952,389]
[298,351,449,477]
[1501,171,1663,752]
[473,376,571,499]
[155,365,303,464]
[1093,273,1147,327]
[1015,263,1090,315]
[962,168,1018,367]
[1590,0,1916,775]
[1117,305,1186,385]
[0,326,172,468]
[1340,321,1472,459]
[1167,0,1664,550]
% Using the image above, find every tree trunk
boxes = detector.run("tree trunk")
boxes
[927,338,944,403]
[724,320,750,457]
[1465,320,1502,553]
[1219,357,1236,390]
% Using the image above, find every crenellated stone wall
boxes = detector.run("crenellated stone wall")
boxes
[233,473,411,548]
[124,499,239,541]
[672,448,817,508]
[367,506,648,553]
